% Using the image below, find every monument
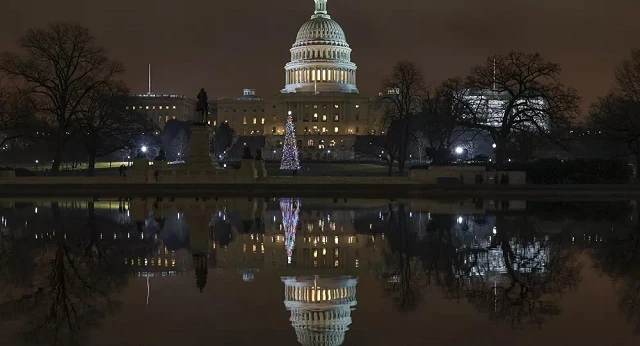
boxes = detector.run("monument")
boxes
[185,88,219,174]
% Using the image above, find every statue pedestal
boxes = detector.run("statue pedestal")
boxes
[186,125,215,169]
[255,160,267,179]
[237,159,257,182]
[131,158,150,182]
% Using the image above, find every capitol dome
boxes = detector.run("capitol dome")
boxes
[282,0,358,94]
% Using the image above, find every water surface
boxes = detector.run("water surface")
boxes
[0,198,639,346]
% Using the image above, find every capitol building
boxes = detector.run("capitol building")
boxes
[214,0,382,160]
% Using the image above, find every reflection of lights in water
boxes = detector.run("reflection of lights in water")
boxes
[146,276,150,305]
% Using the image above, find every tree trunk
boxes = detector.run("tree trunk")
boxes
[50,147,64,176]
[494,139,506,170]
[87,150,97,177]
[635,154,640,183]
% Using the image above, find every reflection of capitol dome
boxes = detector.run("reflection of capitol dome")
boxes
[282,276,357,346]
[282,0,358,94]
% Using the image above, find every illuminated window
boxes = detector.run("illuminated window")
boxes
[334,260,339,267]
[313,125,318,131]
[173,105,176,109]
[172,115,176,120]
[261,118,265,124]
[355,104,360,108]
[314,104,318,109]
[126,106,130,110]
[159,106,163,110]
[152,106,156,110]
[243,117,247,125]
[308,139,314,147]
[253,117,257,124]
[132,106,136,110]
[213,120,217,126]
[330,140,336,147]
[165,115,169,122]
[313,113,318,121]
[334,104,339,109]
[145,106,149,109]
[273,115,276,121]
[322,127,327,133]
[334,114,339,121]
[322,114,327,122]
[322,69,326,81]
[334,236,339,244]
[334,127,338,133]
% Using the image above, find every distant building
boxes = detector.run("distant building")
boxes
[462,89,549,131]
[127,93,196,127]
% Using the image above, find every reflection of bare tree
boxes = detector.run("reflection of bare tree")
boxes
[0,202,152,345]
[380,206,581,325]
[592,201,640,332]
[452,215,581,327]
[380,204,428,311]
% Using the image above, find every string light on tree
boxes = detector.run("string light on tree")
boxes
[280,115,301,171]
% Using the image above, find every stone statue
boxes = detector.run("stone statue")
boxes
[196,88,208,124]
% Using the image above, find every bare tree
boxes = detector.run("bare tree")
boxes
[454,51,579,168]
[590,50,640,181]
[418,78,467,163]
[169,128,189,161]
[0,87,35,150]
[377,61,426,175]
[0,22,124,175]
[77,81,154,176]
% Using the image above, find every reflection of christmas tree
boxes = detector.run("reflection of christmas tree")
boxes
[280,198,301,264]
[280,116,301,170]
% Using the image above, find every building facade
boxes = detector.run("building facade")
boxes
[127,93,197,127]
[214,0,382,160]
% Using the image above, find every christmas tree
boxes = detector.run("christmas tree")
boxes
[280,198,301,264]
[280,116,301,171]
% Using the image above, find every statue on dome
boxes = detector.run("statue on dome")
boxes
[196,88,208,124]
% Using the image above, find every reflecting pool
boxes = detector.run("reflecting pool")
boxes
[0,198,639,345]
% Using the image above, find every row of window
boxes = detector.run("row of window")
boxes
[128,105,178,110]
[225,104,361,112]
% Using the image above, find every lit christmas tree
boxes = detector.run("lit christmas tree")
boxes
[280,198,301,264]
[280,116,301,171]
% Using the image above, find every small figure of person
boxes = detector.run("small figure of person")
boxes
[118,164,124,177]
[154,170,159,183]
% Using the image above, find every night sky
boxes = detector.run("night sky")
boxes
[1,0,640,110]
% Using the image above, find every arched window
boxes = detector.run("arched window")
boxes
[318,139,325,149]
[329,140,336,148]
[307,139,314,147]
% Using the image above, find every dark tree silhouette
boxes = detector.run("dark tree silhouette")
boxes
[77,81,155,176]
[454,51,579,168]
[377,61,426,175]
[0,23,124,175]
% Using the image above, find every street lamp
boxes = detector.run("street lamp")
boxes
[178,152,181,162]
[455,146,464,155]
[141,145,148,153]
[288,110,292,116]
[492,143,497,149]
